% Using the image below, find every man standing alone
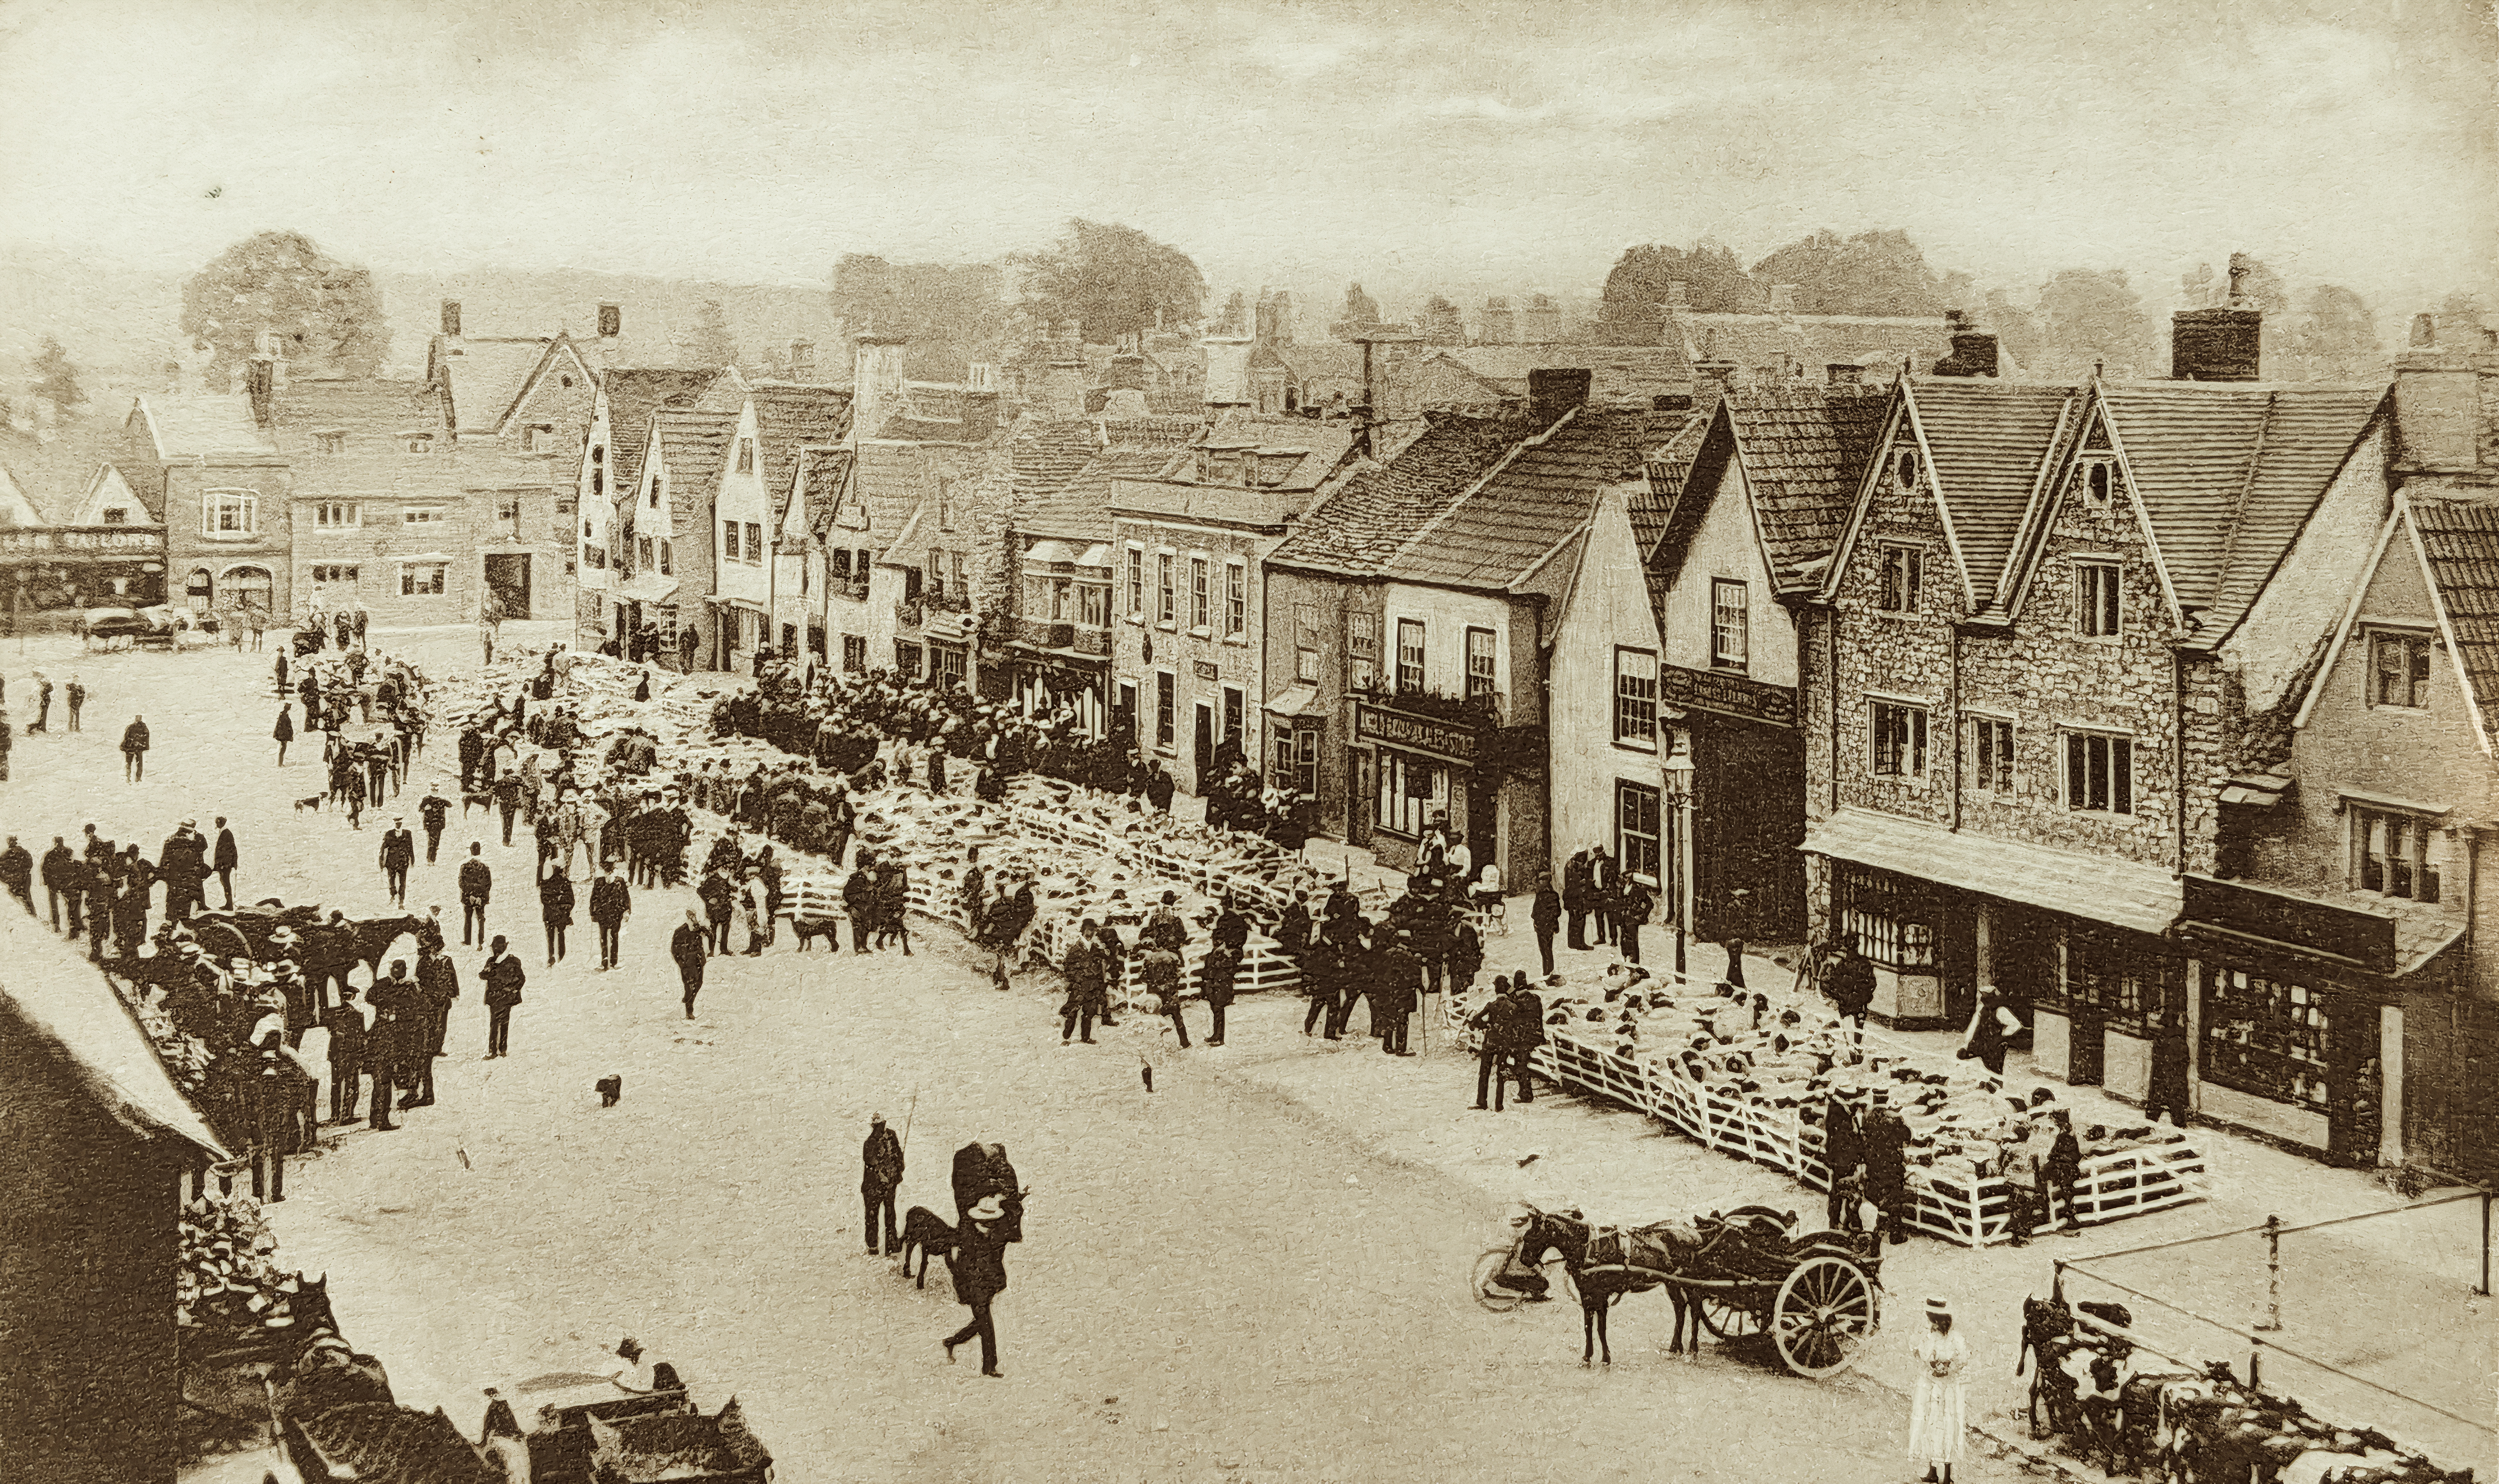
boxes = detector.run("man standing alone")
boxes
[379,818,415,907]
[481,935,524,1058]
[212,818,239,909]
[943,1193,1010,1378]
[670,909,707,1018]
[323,987,367,1124]
[419,790,450,864]
[861,1114,905,1257]
[589,865,631,970]
[120,714,150,782]
[459,843,491,947]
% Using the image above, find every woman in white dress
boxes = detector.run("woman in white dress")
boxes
[1907,1295,1968,1483]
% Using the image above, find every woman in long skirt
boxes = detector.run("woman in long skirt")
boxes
[1907,1296,1968,1483]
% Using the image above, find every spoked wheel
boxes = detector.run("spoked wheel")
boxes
[1696,1289,1760,1339]
[1473,1247,1528,1312]
[1771,1255,1880,1379]
[190,920,254,963]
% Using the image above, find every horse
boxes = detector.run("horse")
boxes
[1514,1207,1712,1367]
[898,1207,956,1289]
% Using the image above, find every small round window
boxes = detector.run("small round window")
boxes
[2087,463,2112,504]
[1896,449,1919,489]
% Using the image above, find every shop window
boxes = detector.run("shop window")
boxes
[2201,967,2332,1113]
[1878,544,1921,613]
[1614,648,1658,747]
[2076,561,2122,638]
[1347,611,1379,690]
[1616,779,1661,887]
[1155,671,1176,748]
[203,489,258,537]
[2064,731,2132,814]
[2064,931,2180,1036]
[2353,807,2442,903]
[1836,865,1935,970]
[1375,747,1444,839]
[843,634,866,673]
[1396,618,1425,691]
[1292,728,1319,797]
[1225,561,1247,636]
[936,645,967,686]
[1465,627,1496,699]
[400,563,446,596]
[1967,716,2014,795]
[896,642,923,678]
[1870,700,1928,778]
[1711,579,1748,669]
[2370,632,2431,710]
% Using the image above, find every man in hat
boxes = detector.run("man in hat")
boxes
[212,816,239,909]
[379,817,416,907]
[322,985,368,1124]
[671,909,708,1017]
[861,1113,905,1256]
[481,935,524,1058]
[607,1337,681,1394]
[942,1192,1009,1378]
[1861,1087,1910,1245]
[589,863,632,970]
[459,843,492,948]
[419,787,451,864]
[159,819,208,921]
[363,961,416,1132]
[120,714,149,781]
[413,940,459,1100]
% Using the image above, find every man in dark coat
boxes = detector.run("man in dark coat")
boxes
[861,1114,905,1256]
[1824,944,1875,1060]
[1531,880,1562,976]
[212,818,239,908]
[2145,1011,2193,1128]
[120,715,150,781]
[1275,890,1311,962]
[323,987,367,1124]
[942,1192,1009,1378]
[362,965,415,1131]
[1200,945,1240,1048]
[158,820,208,920]
[950,1142,1024,1242]
[481,935,524,1058]
[700,866,736,955]
[671,910,708,1017]
[416,943,459,1083]
[1858,1089,1910,1245]
[1821,1086,1865,1230]
[40,836,74,931]
[1561,850,1592,950]
[0,835,32,914]
[459,843,492,947]
[1060,927,1105,1044]
[1373,935,1419,1055]
[589,865,631,970]
[1470,976,1521,1110]
[379,818,416,906]
[419,790,451,863]
[1144,762,1175,814]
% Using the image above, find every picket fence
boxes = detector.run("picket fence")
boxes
[1439,995,2208,1248]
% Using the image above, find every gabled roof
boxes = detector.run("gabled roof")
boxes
[128,395,278,460]
[2406,496,2499,749]
[272,379,433,451]
[797,446,855,539]
[600,369,720,495]
[69,464,155,527]
[1269,412,1537,576]
[646,409,736,538]
[1901,378,2082,608]
[486,334,594,434]
[850,440,958,539]
[426,337,555,436]
[1386,408,1684,592]
[1730,385,1890,592]
[0,466,44,529]
[1,909,226,1157]
[2094,383,2387,640]
[294,1403,500,1484]
[748,383,854,519]
[1634,409,1713,559]
[876,501,932,569]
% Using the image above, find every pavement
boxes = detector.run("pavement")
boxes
[5,621,2485,1483]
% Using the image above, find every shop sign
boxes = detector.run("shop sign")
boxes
[1192,659,1220,681]
[0,528,166,556]
[1657,663,1796,728]
[1354,702,1477,765]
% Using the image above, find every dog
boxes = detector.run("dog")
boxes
[789,918,838,952]
[595,1075,622,1108]
[461,789,496,818]
[898,1206,956,1289]
[292,795,326,814]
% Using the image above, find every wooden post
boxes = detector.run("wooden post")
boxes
[2256,1215,2283,1331]
[2480,1190,2491,1298]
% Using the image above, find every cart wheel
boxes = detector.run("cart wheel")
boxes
[1696,1291,1759,1339]
[1772,1255,1879,1379]
[1472,1247,1526,1313]
[192,920,253,963]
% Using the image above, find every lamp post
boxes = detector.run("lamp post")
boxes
[1662,736,1695,980]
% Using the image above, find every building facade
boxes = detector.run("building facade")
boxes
[121,386,294,628]
[575,366,719,648]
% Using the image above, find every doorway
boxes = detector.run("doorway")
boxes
[484,553,532,619]
[1193,704,1214,789]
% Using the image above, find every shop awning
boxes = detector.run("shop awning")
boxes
[612,572,680,604]
[1801,807,2183,936]
[1264,684,1322,719]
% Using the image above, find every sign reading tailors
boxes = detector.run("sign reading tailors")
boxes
[0,529,166,556]
[1657,663,1797,728]
[1354,702,1478,764]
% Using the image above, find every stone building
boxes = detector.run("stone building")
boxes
[120,383,292,627]
[1799,307,2400,1165]
[624,408,734,666]
[574,366,720,648]
[686,372,852,672]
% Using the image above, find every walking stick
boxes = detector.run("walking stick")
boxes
[898,1090,918,1155]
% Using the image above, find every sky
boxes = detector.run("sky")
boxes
[1,0,2492,318]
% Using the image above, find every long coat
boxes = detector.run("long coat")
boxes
[947,1220,1009,1305]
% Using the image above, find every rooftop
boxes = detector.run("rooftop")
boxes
[1269,412,1539,576]
[1385,407,1688,592]
[748,383,854,517]
[2409,495,2499,749]
[600,368,721,494]
[0,906,227,1159]
[129,394,279,461]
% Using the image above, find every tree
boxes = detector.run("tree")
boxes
[180,231,389,385]
[30,337,83,413]
[1332,282,1382,339]
[681,299,737,367]
[1010,219,1206,351]
[1594,241,1761,343]
[1747,229,1947,317]
[831,256,1008,378]
[2036,269,2153,379]
[2281,285,2383,382]
[1982,289,2044,372]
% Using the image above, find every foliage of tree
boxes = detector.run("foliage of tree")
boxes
[2280,284,2383,381]
[831,256,1008,378]
[180,232,389,385]
[1593,241,1760,343]
[1215,290,1249,336]
[681,298,737,367]
[30,336,83,412]
[1747,229,1948,317]
[1010,219,1206,351]
[2036,269,2153,378]
[1982,289,2043,372]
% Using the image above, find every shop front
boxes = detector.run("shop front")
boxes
[1657,661,1804,944]
[1,527,167,623]
[1349,698,1501,879]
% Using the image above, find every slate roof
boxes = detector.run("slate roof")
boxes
[0,908,226,1157]
[748,383,853,517]
[1804,806,2182,935]
[294,1404,500,1484]
[850,442,948,539]
[1026,449,1178,541]
[647,410,736,539]
[131,394,278,459]
[1905,379,2082,606]
[797,447,855,539]
[2097,383,2387,640]
[602,369,721,494]
[1267,412,1538,576]
[1730,385,1890,591]
[2409,496,2499,743]
[1634,410,1714,560]
[1011,419,1103,511]
[1387,408,1682,591]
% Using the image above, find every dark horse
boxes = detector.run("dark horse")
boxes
[1514,1207,1715,1367]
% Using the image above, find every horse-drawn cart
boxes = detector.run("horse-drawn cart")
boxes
[1475,1204,1883,1379]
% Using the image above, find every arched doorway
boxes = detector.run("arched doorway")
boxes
[219,565,274,627]
[184,568,214,613]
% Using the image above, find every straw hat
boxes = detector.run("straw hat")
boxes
[968,1193,1006,1222]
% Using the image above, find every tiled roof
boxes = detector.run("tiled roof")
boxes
[1010,419,1102,509]
[749,384,853,518]
[433,339,551,435]
[2410,496,2499,744]
[798,447,854,539]
[1270,412,1539,575]
[1906,379,2081,606]
[1025,449,1177,542]
[850,441,949,540]
[1634,409,1714,561]
[1671,311,1955,386]
[0,908,226,1157]
[1097,417,1204,448]
[648,410,736,539]
[133,394,278,459]
[877,502,932,569]
[1387,408,1680,591]
[1729,385,1890,591]
[293,1404,500,1484]
[603,369,721,494]
[2098,384,2387,640]
[1440,346,1693,407]
[1199,413,1359,492]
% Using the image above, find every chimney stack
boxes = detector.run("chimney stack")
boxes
[2391,308,2496,475]
[1931,327,2000,379]
[966,362,996,393]
[598,303,622,339]
[1827,363,1863,387]
[162,359,183,396]
[1770,284,1799,317]
[1481,297,1518,346]
[1201,334,1254,411]
[247,355,276,429]
[851,336,908,446]
[1528,368,1593,426]
[441,299,463,339]
[1042,359,1087,420]
[789,340,816,380]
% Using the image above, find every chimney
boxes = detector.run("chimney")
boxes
[598,303,622,339]
[1481,297,1518,345]
[1202,334,1254,410]
[1944,309,1966,332]
[1693,359,1738,392]
[2171,305,2262,381]
[1528,368,1593,426]
[851,335,908,445]
[2411,313,2438,348]
[1930,330,2000,379]
[789,340,816,380]
[440,299,463,338]
[2227,252,2252,307]
[1770,284,1798,317]
[1521,293,1561,345]
[959,391,1002,443]
[2392,313,2492,474]
[162,359,183,395]
[247,356,276,429]
[1827,363,1863,387]
[966,363,996,394]
[1042,359,1087,420]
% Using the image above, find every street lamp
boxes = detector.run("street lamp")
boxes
[1661,736,1695,980]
